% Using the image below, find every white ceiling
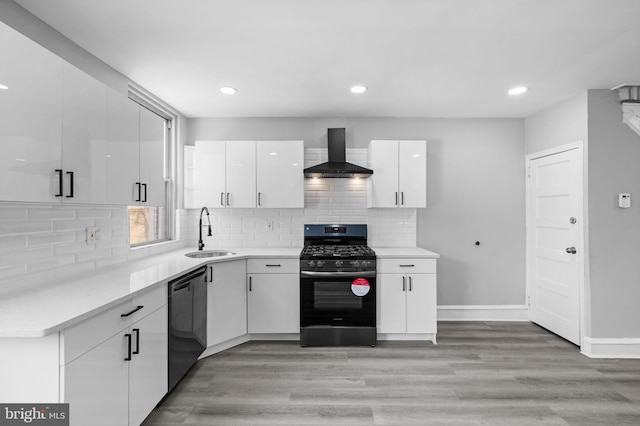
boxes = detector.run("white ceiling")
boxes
[15,0,640,118]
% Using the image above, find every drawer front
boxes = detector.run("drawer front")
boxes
[132,283,167,317]
[377,258,436,274]
[62,284,167,365]
[247,258,299,274]
[62,299,133,365]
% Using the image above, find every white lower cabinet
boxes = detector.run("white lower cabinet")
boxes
[62,285,168,426]
[247,259,299,334]
[377,259,437,339]
[206,260,247,346]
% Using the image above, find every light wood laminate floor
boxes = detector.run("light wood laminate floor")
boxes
[143,322,640,425]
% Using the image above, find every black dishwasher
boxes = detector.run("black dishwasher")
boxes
[168,266,207,391]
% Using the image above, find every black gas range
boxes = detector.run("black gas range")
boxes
[300,224,377,347]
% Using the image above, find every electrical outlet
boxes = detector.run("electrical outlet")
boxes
[86,226,100,244]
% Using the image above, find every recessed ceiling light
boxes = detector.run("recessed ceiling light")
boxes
[0,84,8,90]
[220,86,237,95]
[350,85,367,94]
[508,86,528,96]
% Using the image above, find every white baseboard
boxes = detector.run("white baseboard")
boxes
[581,336,640,359]
[377,333,437,344]
[437,305,529,321]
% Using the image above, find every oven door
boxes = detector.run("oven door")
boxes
[300,270,376,327]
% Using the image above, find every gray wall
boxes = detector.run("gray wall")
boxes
[189,117,526,306]
[587,89,640,338]
[524,91,588,155]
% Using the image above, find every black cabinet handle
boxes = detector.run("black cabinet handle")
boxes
[121,305,144,317]
[395,192,398,205]
[401,191,404,205]
[409,276,413,291]
[141,183,147,203]
[249,276,252,292]
[258,192,262,206]
[399,264,415,268]
[124,333,132,361]
[402,276,406,292]
[55,169,63,197]
[66,171,74,198]
[135,182,142,202]
[220,192,225,206]
[226,192,230,206]
[266,264,281,267]
[206,266,213,283]
[132,328,140,355]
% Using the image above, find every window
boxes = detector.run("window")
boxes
[127,91,174,247]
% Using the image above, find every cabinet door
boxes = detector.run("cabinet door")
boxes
[129,306,168,426]
[247,274,299,333]
[207,261,247,346]
[367,140,399,208]
[194,141,226,207]
[139,106,166,206]
[62,62,108,204]
[0,22,62,203]
[377,273,407,333]
[406,274,437,334]
[106,89,140,205]
[398,140,427,208]
[225,141,256,208]
[256,140,304,208]
[63,332,129,426]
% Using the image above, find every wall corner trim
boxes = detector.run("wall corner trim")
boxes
[581,336,640,359]
[437,305,529,322]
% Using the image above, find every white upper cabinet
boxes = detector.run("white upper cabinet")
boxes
[0,22,63,203]
[192,141,225,208]
[368,140,427,208]
[0,23,166,207]
[189,140,303,209]
[191,140,257,209]
[106,89,140,205]
[139,106,166,207]
[62,62,108,204]
[225,140,256,208]
[256,140,304,208]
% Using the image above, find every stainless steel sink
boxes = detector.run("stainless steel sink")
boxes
[185,250,236,258]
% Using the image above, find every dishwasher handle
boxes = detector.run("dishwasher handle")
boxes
[169,266,207,292]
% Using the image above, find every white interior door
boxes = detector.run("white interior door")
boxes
[527,146,582,345]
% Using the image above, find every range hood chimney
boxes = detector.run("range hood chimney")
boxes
[303,128,373,178]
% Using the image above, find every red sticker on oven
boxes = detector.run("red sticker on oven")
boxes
[351,278,370,297]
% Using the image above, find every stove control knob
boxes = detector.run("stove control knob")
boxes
[316,261,324,267]
[335,260,343,267]
[351,260,360,267]
[362,260,370,267]
[307,260,315,267]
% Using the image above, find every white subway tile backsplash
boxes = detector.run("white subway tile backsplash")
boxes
[0,221,52,236]
[0,203,187,296]
[27,232,76,248]
[28,208,75,221]
[0,208,28,221]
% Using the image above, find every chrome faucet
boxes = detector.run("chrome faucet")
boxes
[198,207,212,251]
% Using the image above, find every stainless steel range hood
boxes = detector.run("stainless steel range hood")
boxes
[303,128,373,178]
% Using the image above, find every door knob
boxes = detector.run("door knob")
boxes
[566,247,577,254]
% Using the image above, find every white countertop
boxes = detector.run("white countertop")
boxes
[0,246,438,338]
[371,247,440,258]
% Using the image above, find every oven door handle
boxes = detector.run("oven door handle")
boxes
[300,271,376,278]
